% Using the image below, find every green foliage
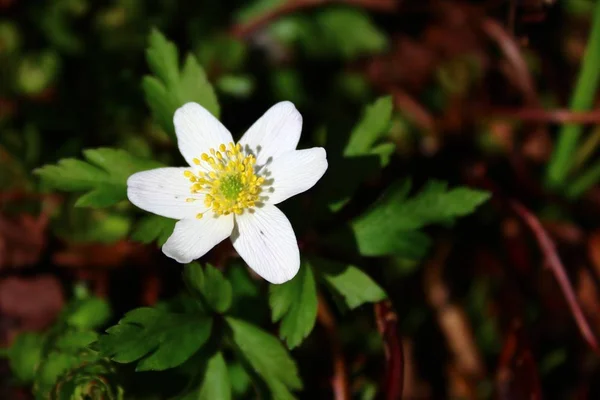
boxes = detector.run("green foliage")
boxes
[34,148,163,208]
[143,29,219,139]
[265,8,387,60]
[4,332,45,384]
[184,263,233,313]
[269,262,318,349]
[314,8,387,60]
[227,317,302,399]
[2,288,118,399]
[98,307,212,371]
[65,296,112,330]
[198,352,232,400]
[131,214,176,246]
[352,180,490,258]
[50,359,123,400]
[315,259,387,309]
[326,96,395,212]
[344,96,394,159]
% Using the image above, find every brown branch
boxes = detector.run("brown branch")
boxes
[487,108,600,124]
[231,0,398,39]
[374,300,403,400]
[510,200,599,352]
[317,294,350,400]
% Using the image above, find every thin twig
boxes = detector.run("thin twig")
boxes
[510,200,599,352]
[487,108,600,124]
[392,89,436,132]
[374,300,403,400]
[231,0,398,39]
[317,294,350,400]
[480,18,538,106]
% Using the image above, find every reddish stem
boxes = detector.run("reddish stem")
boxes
[487,108,600,124]
[375,300,404,400]
[511,200,599,352]
[317,294,350,400]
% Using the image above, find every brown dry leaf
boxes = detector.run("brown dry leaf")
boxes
[0,276,64,344]
[52,240,149,269]
[424,242,485,387]
[0,212,48,270]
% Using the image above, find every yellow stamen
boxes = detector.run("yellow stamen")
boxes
[184,143,265,217]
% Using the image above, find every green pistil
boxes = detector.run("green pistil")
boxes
[220,174,243,201]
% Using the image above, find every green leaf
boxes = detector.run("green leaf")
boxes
[269,263,317,348]
[66,296,112,330]
[199,352,231,400]
[131,214,176,246]
[54,330,98,352]
[315,8,387,60]
[327,97,394,212]
[34,148,163,208]
[184,263,233,313]
[344,96,393,157]
[316,259,387,309]
[143,29,219,138]
[226,317,302,399]
[5,332,44,383]
[98,307,212,371]
[352,180,490,258]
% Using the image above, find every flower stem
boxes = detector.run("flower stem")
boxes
[545,0,600,189]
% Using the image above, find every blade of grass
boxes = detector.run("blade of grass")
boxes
[545,0,600,189]
[566,159,600,199]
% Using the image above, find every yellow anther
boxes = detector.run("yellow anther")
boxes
[187,142,265,217]
[186,198,196,203]
[196,213,203,219]
[184,170,193,178]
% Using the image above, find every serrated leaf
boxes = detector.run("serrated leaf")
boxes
[199,352,231,400]
[98,307,212,371]
[327,97,394,212]
[131,214,176,246]
[344,96,393,157]
[5,332,44,383]
[227,317,302,399]
[143,29,219,138]
[352,180,490,258]
[54,330,98,352]
[269,263,317,348]
[184,263,233,313]
[34,148,163,208]
[315,259,387,309]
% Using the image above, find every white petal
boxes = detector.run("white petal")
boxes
[263,148,327,205]
[174,102,234,166]
[231,205,300,284]
[162,214,234,264]
[127,167,203,219]
[238,101,302,166]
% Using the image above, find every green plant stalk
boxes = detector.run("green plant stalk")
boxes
[545,0,600,189]
[566,159,600,198]
[572,125,600,171]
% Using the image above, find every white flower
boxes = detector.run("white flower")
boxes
[127,101,327,284]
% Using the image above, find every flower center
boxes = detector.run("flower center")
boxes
[183,142,265,218]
